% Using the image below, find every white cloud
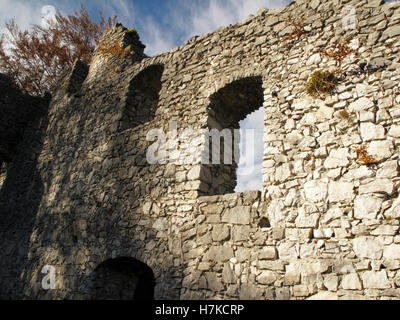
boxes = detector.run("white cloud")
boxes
[0,0,43,30]
[139,0,289,55]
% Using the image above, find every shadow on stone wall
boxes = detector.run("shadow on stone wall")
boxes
[0,107,48,299]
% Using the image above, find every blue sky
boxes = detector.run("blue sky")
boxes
[0,0,290,56]
[0,0,395,192]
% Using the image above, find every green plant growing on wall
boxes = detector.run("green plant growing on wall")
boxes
[305,70,338,96]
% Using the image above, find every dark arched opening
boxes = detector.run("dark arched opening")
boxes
[89,257,155,300]
[122,64,164,129]
[204,76,264,195]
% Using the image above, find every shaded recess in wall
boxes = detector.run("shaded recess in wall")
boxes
[88,257,155,300]
[122,64,164,130]
[205,76,264,195]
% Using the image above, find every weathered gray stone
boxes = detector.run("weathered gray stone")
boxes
[232,226,251,242]
[203,246,234,262]
[222,263,236,284]
[239,283,264,300]
[256,271,278,285]
[205,272,224,291]
[212,225,230,242]
[221,206,251,225]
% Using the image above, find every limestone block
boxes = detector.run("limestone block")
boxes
[239,283,264,300]
[382,25,400,40]
[258,247,277,260]
[293,285,309,297]
[342,274,362,290]
[278,242,298,262]
[304,180,328,202]
[343,166,374,180]
[221,206,251,225]
[359,179,394,195]
[383,244,400,260]
[371,225,399,236]
[275,163,292,182]
[306,53,321,66]
[367,140,393,160]
[361,271,391,289]
[295,212,320,228]
[222,263,236,284]
[349,97,374,112]
[377,160,399,178]
[360,123,385,141]
[328,181,354,202]
[354,196,383,219]
[203,246,234,262]
[284,262,301,286]
[301,261,330,277]
[212,225,230,242]
[256,271,278,285]
[324,274,339,291]
[232,226,251,242]
[352,237,383,259]
[324,148,349,169]
[205,272,224,291]
[313,228,334,239]
[386,197,400,219]
[388,125,400,138]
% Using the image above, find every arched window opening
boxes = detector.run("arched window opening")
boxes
[204,76,264,196]
[89,257,155,300]
[123,64,164,129]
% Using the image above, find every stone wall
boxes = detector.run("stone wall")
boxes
[1,0,400,300]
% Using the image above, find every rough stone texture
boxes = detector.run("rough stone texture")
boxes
[1,0,400,300]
